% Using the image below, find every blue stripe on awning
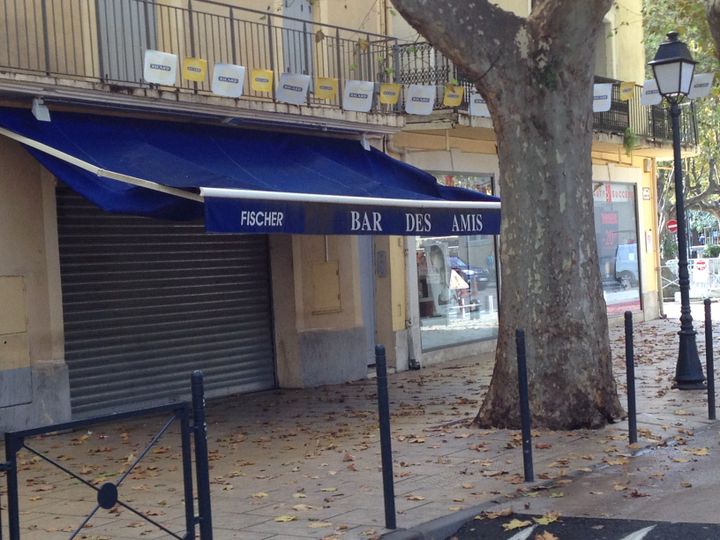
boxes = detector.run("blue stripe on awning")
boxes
[0,107,500,235]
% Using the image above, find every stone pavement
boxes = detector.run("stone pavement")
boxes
[1,302,717,540]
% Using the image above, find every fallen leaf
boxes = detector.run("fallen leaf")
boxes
[274,515,297,523]
[535,532,558,540]
[475,508,512,520]
[502,518,532,531]
[406,495,426,501]
[549,492,564,498]
[533,512,560,525]
[252,492,269,499]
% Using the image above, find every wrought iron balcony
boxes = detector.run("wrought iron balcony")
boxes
[0,0,398,111]
[396,43,698,146]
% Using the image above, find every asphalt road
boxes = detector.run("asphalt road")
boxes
[452,514,720,539]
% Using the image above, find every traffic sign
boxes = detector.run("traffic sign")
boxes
[667,219,678,233]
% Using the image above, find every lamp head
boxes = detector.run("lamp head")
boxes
[649,31,697,100]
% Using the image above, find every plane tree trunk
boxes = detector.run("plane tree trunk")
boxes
[707,0,720,59]
[391,0,624,428]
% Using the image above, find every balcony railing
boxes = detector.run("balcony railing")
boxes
[0,0,398,110]
[396,43,698,146]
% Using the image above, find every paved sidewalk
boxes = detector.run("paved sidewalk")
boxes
[1,305,717,540]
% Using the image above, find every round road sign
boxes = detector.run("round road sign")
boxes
[667,219,678,233]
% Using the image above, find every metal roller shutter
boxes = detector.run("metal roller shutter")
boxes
[56,187,276,417]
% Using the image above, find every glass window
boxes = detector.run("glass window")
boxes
[593,182,641,314]
[416,174,499,351]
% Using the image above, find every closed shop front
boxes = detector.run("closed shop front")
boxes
[56,187,276,417]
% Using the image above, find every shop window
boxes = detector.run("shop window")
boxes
[593,182,641,314]
[416,174,499,351]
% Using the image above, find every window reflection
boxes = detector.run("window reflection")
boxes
[417,174,499,350]
[593,182,641,314]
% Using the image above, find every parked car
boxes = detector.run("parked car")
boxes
[449,256,489,290]
[614,243,639,289]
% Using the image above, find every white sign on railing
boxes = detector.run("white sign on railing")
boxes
[277,73,311,105]
[688,73,715,100]
[143,50,178,86]
[211,64,246,98]
[342,80,375,113]
[640,79,662,106]
[405,84,435,115]
[468,92,490,118]
[593,83,613,113]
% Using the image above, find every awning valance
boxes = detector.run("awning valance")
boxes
[0,107,501,236]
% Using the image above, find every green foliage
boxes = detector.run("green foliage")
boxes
[704,244,720,257]
[623,128,637,155]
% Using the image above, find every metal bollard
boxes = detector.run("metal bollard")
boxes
[374,345,397,530]
[191,371,213,540]
[4,434,20,540]
[516,329,534,482]
[705,299,716,420]
[624,312,638,445]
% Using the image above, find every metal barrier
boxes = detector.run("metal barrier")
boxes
[0,0,398,108]
[1,371,212,539]
[395,42,697,146]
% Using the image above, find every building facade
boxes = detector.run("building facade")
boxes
[0,0,694,431]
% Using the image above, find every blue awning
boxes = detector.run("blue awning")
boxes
[0,107,500,235]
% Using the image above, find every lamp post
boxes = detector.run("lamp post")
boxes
[650,31,705,389]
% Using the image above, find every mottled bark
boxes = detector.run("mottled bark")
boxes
[391,0,624,429]
[707,0,720,59]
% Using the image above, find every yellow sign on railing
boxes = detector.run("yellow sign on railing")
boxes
[619,81,635,101]
[251,69,274,92]
[182,58,207,82]
[379,83,401,105]
[315,77,338,99]
[443,85,464,107]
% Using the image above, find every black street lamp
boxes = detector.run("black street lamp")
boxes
[649,31,705,389]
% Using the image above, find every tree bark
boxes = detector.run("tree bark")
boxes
[391,0,624,428]
[706,0,720,59]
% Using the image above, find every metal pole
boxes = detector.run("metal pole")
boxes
[670,100,706,389]
[191,371,213,540]
[516,329,534,482]
[624,312,638,444]
[179,405,196,538]
[4,434,20,540]
[705,298,716,420]
[374,345,396,530]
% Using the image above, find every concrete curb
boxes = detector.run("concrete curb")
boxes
[381,501,499,540]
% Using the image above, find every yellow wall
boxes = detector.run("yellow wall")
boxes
[292,235,363,331]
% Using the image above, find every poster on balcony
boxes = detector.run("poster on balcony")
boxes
[688,73,714,100]
[443,85,464,107]
[277,73,311,105]
[405,84,435,115]
[342,80,375,112]
[250,69,274,93]
[468,92,490,117]
[211,64,246,98]
[315,78,338,100]
[143,50,178,86]
[379,84,401,105]
[182,57,207,82]
[592,83,612,113]
[640,79,662,106]
[619,81,635,101]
